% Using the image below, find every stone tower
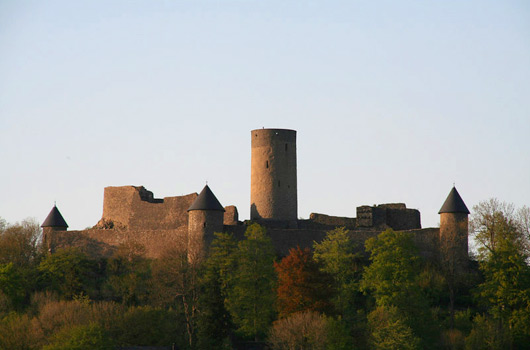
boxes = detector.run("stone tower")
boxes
[187,185,225,262]
[41,205,68,253]
[439,186,470,263]
[251,128,297,226]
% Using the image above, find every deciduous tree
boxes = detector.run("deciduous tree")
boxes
[227,223,276,340]
[313,227,362,318]
[275,246,333,317]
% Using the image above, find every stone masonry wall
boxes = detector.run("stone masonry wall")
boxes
[48,227,189,259]
[100,186,197,230]
[251,129,297,222]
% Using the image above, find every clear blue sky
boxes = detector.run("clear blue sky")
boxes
[1,0,529,230]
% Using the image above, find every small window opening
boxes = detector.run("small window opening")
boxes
[203,222,207,228]
[278,181,281,187]
[285,143,288,151]
[266,160,269,169]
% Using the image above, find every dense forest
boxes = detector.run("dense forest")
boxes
[1,199,529,350]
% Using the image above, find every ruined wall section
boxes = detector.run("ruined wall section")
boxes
[356,203,421,231]
[299,213,357,230]
[99,186,197,230]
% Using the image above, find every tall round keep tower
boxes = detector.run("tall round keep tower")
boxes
[251,128,297,223]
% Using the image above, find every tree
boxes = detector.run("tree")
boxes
[268,311,328,350]
[109,306,183,347]
[0,219,42,309]
[360,229,434,346]
[42,323,115,350]
[275,246,333,317]
[0,218,41,267]
[471,200,530,349]
[195,232,238,350]
[227,223,276,340]
[38,248,98,299]
[0,312,34,350]
[103,242,151,305]
[471,199,528,259]
[360,229,423,310]
[0,263,25,309]
[313,227,362,318]
[196,266,233,350]
[367,306,421,350]
[149,240,199,348]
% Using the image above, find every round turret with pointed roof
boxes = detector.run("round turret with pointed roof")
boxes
[439,187,470,214]
[41,205,68,228]
[188,185,225,212]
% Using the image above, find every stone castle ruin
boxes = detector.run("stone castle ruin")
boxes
[41,128,470,263]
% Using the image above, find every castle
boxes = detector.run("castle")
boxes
[41,128,470,263]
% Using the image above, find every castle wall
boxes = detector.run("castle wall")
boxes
[356,204,421,230]
[225,225,440,258]
[386,208,421,230]
[100,186,197,230]
[300,213,357,230]
[47,227,189,259]
[251,129,297,222]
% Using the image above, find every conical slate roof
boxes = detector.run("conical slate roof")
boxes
[41,205,68,228]
[439,187,470,214]
[188,185,225,212]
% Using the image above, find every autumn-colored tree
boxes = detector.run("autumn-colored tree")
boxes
[275,246,333,318]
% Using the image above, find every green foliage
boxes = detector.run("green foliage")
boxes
[465,314,511,350]
[103,242,151,305]
[367,306,421,350]
[42,323,115,350]
[313,227,362,317]
[0,218,41,267]
[0,219,42,309]
[471,200,530,348]
[325,317,356,350]
[38,248,98,299]
[0,263,25,309]
[0,312,35,350]
[227,223,277,340]
[360,229,438,347]
[109,306,183,346]
[195,232,238,349]
[196,265,233,350]
[360,229,422,309]
[206,232,238,293]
